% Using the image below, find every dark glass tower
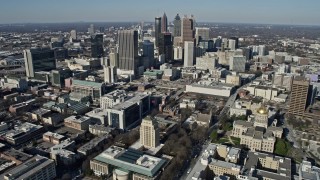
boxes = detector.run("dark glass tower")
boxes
[91,34,104,58]
[159,33,173,63]
[155,17,162,47]
[118,30,138,75]
[173,14,181,37]
[24,47,56,77]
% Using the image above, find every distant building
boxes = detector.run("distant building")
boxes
[2,155,56,180]
[158,33,173,63]
[161,13,168,32]
[142,40,155,69]
[181,15,195,44]
[195,27,210,44]
[184,41,195,67]
[24,47,56,77]
[91,33,104,58]
[140,116,160,149]
[186,81,235,97]
[155,17,162,47]
[71,80,106,103]
[70,29,77,41]
[173,14,181,37]
[195,55,217,71]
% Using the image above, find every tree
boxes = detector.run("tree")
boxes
[275,138,291,156]
[210,130,218,142]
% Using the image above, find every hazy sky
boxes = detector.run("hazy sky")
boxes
[0,0,319,25]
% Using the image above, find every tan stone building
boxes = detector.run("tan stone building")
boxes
[140,116,160,149]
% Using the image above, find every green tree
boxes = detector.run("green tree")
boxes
[275,138,291,156]
[210,130,218,142]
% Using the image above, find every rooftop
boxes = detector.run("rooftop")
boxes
[72,79,104,89]
[94,146,166,177]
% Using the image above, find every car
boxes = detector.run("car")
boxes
[187,168,191,174]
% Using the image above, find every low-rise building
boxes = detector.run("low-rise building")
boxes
[90,146,167,179]
[4,122,45,145]
[43,132,65,145]
[77,136,108,156]
[89,124,116,136]
[240,151,292,180]
[0,149,32,165]
[2,155,56,180]
[50,139,77,165]
[86,108,108,125]
[64,115,92,131]
[186,81,235,97]
[0,76,28,91]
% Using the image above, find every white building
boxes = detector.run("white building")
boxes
[196,55,217,71]
[103,65,117,83]
[230,56,246,73]
[184,41,195,67]
[186,81,235,97]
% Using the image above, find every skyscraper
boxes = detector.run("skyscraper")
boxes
[158,33,173,63]
[118,30,138,75]
[91,34,104,58]
[181,15,195,44]
[24,47,56,77]
[173,14,181,37]
[155,17,162,47]
[230,37,239,49]
[228,39,236,51]
[161,13,168,32]
[104,65,117,83]
[143,40,155,69]
[184,41,195,67]
[140,116,160,148]
[288,77,311,116]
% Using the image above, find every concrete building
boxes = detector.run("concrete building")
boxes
[64,115,92,131]
[273,74,294,91]
[181,15,195,44]
[4,122,44,145]
[86,108,108,125]
[90,146,166,179]
[103,65,117,83]
[100,90,128,109]
[118,30,138,75]
[140,116,160,149]
[0,76,28,91]
[105,93,150,130]
[298,160,320,180]
[77,136,108,156]
[226,74,241,86]
[195,27,210,44]
[288,77,311,116]
[195,55,217,71]
[71,80,106,103]
[155,17,162,47]
[89,125,115,136]
[43,132,65,145]
[240,151,292,180]
[228,39,236,51]
[184,41,195,67]
[50,139,77,165]
[174,46,183,60]
[2,155,56,180]
[186,81,235,97]
[230,55,246,73]
[24,48,56,77]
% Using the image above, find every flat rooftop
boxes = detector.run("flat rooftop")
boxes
[111,93,149,111]
[94,146,166,177]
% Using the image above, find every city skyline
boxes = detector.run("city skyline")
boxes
[0,0,320,25]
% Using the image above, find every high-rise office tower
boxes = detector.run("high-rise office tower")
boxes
[104,65,117,83]
[143,40,155,69]
[229,55,246,72]
[258,45,266,56]
[162,13,168,32]
[140,116,160,148]
[173,14,181,37]
[159,33,173,63]
[70,30,77,40]
[24,47,56,77]
[288,77,311,116]
[195,27,210,44]
[230,37,239,49]
[228,39,236,51]
[88,24,95,35]
[118,30,138,75]
[91,34,104,58]
[184,41,195,67]
[181,16,195,44]
[155,17,162,47]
